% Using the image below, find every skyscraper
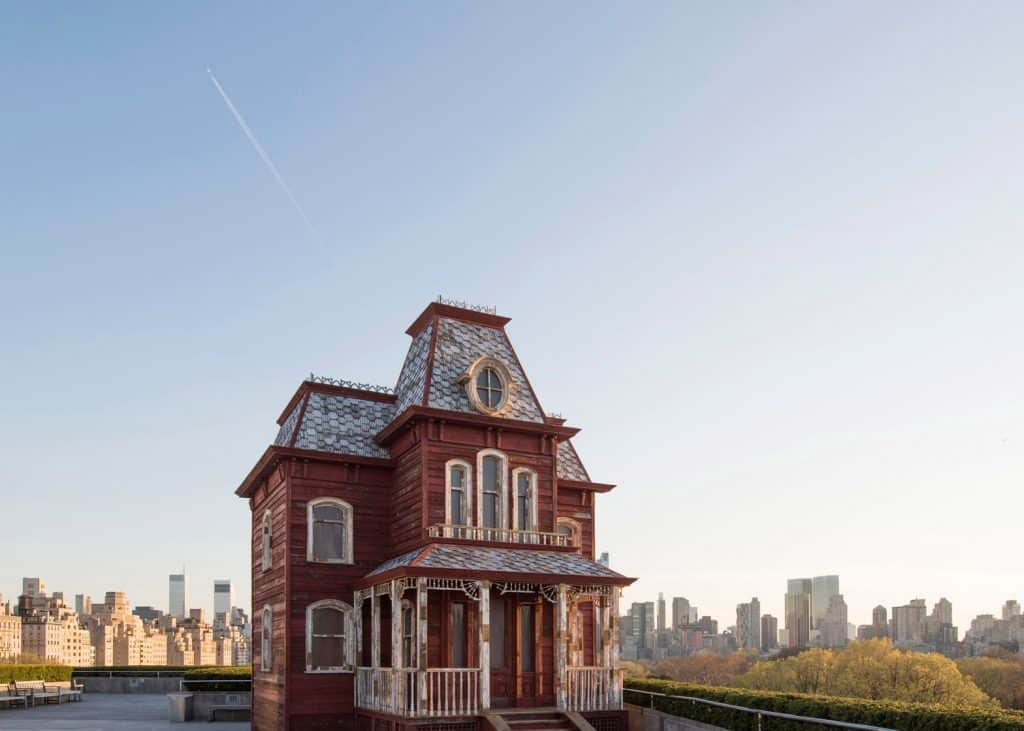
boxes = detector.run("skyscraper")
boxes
[785,578,812,648]
[811,575,840,630]
[671,597,691,630]
[214,580,234,628]
[872,605,888,638]
[169,573,189,619]
[656,593,666,632]
[760,614,778,652]
[75,594,92,617]
[892,599,927,645]
[629,602,655,649]
[821,595,849,648]
[1002,600,1021,620]
[736,597,761,650]
[22,578,46,598]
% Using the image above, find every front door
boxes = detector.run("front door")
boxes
[489,594,512,706]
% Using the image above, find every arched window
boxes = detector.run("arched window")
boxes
[511,468,537,537]
[260,605,273,672]
[261,511,273,572]
[306,600,353,673]
[477,450,507,532]
[307,498,353,564]
[445,459,473,532]
[556,517,581,548]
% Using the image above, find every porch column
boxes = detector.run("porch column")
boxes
[417,578,428,716]
[556,584,568,711]
[610,587,621,707]
[599,594,611,669]
[391,579,403,712]
[371,588,381,667]
[353,590,363,666]
[478,580,491,711]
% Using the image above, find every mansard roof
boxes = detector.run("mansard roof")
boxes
[361,544,631,586]
[268,301,595,476]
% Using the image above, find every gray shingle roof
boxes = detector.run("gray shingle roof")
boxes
[393,323,432,414]
[557,441,590,482]
[367,544,621,579]
[274,394,306,446]
[292,392,394,458]
[427,318,544,422]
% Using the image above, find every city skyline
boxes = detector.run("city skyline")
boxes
[3,4,1023,638]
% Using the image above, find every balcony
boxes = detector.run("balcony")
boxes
[356,667,481,717]
[427,524,575,548]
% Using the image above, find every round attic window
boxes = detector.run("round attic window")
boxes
[464,358,511,414]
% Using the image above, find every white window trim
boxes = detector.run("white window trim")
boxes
[305,599,354,673]
[460,357,513,415]
[306,497,354,564]
[261,511,272,572]
[444,459,474,526]
[511,467,538,533]
[556,517,582,548]
[476,449,508,530]
[260,604,272,672]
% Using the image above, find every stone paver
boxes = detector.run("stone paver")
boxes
[0,693,250,731]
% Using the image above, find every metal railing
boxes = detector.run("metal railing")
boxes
[73,670,186,678]
[428,523,575,547]
[178,679,253,691]
[624,687,896,731]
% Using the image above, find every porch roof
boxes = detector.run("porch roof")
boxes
[360,543,634,587]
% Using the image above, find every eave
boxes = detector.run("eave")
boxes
[557,478,617,494]
[235,445,395,498]
[356,565,635,590]
[375,406,580,446]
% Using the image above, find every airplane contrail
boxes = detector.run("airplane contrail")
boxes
[206,68,317,236]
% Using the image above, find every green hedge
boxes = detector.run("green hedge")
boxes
[0,665,73,683]
[625,678,1024,731]
[182,665,251,692]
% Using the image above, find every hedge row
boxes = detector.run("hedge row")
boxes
[182,665,252,692]
[625,678,1024,731]
[0,665,73,683]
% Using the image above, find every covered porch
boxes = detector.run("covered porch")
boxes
[352,545,630,719]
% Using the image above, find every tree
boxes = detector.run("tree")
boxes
[650,651,758,686]
[958,655,1024,709]
[621,660,648,679]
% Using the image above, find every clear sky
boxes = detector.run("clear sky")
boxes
[2,2,1022,634]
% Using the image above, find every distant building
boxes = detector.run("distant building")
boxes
[75,594,92,618]
[760,614,778,652]
[892,599,927,646]
[133,606,164,623]
[736,598,760,651]
[785,578,812,648]
[22,578,47,598]
[671,597,690,630]
[811,575,839,630]
[1002,600,1021,620]
[214,581,234,629]
[630,602,656,652]
[169,574,189,620]
[656,593,666,632]
[872,605,888,639]
[597,552,610,567]
[0,600,21,660]
[820,595,848,648]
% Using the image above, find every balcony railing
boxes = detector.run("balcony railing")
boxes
[428,524,574,547]
[567,667,621,712]
[355,667,481,718]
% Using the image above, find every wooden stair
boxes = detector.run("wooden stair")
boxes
[487,708,594,731]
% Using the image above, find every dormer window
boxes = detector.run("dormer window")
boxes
[461,357,511,414]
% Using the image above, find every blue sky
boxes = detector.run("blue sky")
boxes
[2,2,1022,633]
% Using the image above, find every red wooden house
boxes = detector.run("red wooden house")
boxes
[235,300,634,731]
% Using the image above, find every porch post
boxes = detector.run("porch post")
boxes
[391,579,403,713]
[371,587,381,668]
[599,594,610,668]
[556,584,568,711]
[354,590,363,666]
[417,578,428,716]
[478,580,491,711]
[610,587,621,707]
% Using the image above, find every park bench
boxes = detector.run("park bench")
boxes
[208,703,251,722]
[0,684,29,709]
[44,680,84,703]
[12,680,62,706]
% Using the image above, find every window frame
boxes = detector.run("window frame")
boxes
[461,357,513,415]
[476,449,508,532]
[306,497,354,564]
[556,517,582,548]
[261,511,273,572]
[444,459,474,528]
[260,605,272,672]
[511,467,538,534]
[305,599,354,674]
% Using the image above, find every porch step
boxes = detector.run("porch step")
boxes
[499,710,577,731]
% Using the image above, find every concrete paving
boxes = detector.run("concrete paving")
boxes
[0,693,251,731]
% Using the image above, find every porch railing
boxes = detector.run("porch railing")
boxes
[356,667,481,718]
[428,523,575,547]
[567,667,621,712]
